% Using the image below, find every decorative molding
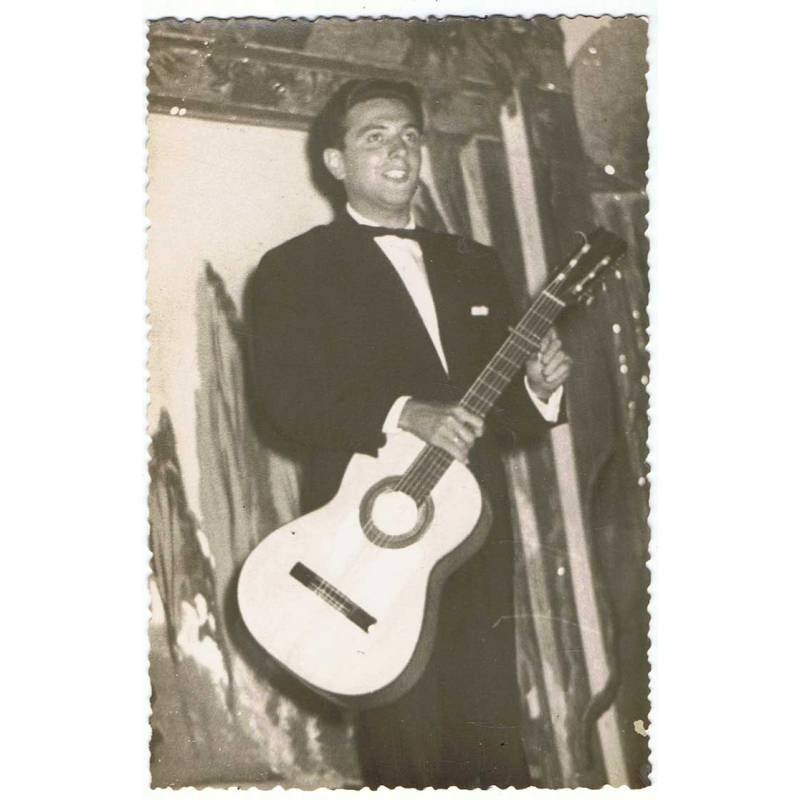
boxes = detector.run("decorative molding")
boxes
[148,34,351,130]
[147,20,568,137]
[148,26,500,135]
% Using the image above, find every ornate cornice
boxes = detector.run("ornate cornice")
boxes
[148,25,500,135]
[147,19,569,137]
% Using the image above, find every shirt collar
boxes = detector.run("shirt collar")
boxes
[346,203,416,231]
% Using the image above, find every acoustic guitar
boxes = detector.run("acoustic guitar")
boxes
[238,228,626,708]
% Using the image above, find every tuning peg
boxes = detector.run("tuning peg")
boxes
[579,292,594,306]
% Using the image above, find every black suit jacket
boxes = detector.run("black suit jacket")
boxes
[242,214,558,512]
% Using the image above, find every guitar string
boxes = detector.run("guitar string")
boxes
[393,304,558,503]
[397,292,560,488]
[396,292,558,487]
[315,581,349,614]
[368,234,615,542]
[469,233,602,394]
[393,292,562,504]
[453,291,562,414]
[404,242,612,499]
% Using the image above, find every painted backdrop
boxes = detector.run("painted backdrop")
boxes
[147,16,649,789]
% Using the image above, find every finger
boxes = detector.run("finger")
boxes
[526,357,544,384]
[542,351,569,376]
[435,417,472,447]
[434,431,469,462]
[539,337,563,365]
[543,360,572,386]
[447,418,479,447]
[542,350,572,377]
[453,407,485,437]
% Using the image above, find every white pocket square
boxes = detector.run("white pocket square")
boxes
[471,305,490,316]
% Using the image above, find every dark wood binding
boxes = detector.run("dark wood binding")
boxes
[241,228,626,708]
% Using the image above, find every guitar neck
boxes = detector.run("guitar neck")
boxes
[394,279,566,505]
[460,284,565,420]
[392,227,624,507]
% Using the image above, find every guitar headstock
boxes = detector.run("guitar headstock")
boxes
[550,229,627,306]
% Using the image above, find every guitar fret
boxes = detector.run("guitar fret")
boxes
[504,338,529,358]
[496,350,521,367]
[396,228,624,505]
[469,381,502,400]
[542,290,565,307]
[508,326,542,350]
[466,381,502,402]
[484,362,515,380]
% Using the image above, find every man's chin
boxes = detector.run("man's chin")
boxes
[379,185,417,208]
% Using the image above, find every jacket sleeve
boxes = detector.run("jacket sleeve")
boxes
[242,256,400,455]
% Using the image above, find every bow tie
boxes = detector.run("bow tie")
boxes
[356,224,432,243]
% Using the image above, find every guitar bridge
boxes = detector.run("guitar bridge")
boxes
[289,561,376,633]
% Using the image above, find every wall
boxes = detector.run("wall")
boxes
[147,114,332,513]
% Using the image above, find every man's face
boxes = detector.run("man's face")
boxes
[324,97,422,223]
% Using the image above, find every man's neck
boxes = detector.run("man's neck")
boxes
[346,202,413,229]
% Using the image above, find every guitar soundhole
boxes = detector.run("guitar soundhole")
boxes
[359,476,433,549]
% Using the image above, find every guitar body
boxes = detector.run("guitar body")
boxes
[237,431,492,709]
[238,227,625,709]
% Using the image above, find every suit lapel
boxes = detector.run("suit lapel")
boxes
[421,235,473,386]
[330,216,448,382]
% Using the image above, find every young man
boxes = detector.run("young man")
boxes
[243,79,572,788]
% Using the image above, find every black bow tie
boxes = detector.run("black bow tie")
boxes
[357,224,432,243]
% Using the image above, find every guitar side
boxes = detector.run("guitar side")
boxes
[237,431,492,708]
[355,482,492,708]
[237,227,626,709]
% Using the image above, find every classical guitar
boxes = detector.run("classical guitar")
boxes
[238,228,626,708]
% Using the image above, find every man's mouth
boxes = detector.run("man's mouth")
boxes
[383,167,409,182]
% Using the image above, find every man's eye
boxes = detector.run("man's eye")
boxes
[404,131,420,145]
[366,131,384,144]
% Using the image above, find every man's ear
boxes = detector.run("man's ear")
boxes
[323,148,346,181]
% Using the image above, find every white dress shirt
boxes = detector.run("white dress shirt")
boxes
[345,205,563,433]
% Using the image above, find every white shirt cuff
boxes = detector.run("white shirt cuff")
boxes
[524,378,563,423]
[383,396,411,434]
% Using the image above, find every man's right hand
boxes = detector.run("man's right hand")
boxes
[398,399,485,463]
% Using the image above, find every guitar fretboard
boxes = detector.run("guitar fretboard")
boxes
[394,283,566,504]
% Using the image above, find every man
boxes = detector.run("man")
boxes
[243,79,572,788]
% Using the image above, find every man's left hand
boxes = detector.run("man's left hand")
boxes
[525,328,572,401]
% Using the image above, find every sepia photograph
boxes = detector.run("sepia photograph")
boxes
[146,15,650,790]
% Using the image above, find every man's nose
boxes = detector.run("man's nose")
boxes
[387,133,408,156]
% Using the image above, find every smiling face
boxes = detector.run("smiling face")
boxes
[323,97,423,226]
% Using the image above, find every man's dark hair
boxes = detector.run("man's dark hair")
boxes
[307,78,424,206]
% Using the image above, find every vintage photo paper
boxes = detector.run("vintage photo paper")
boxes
[147,16,650,789]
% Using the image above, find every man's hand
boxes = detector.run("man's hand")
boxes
[525,328,572,401]
[398,399,485,463]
